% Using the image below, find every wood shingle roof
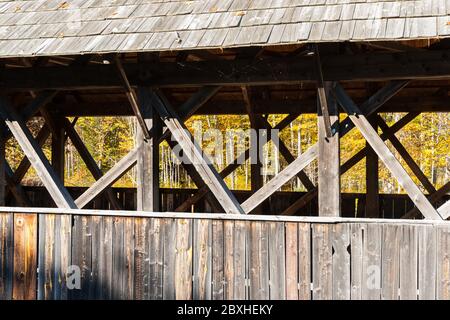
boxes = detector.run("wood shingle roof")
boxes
[0,0,449,57]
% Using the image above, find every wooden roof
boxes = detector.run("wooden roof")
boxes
[0,0,450,58]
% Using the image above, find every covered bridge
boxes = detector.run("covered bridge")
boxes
[0,0,449,300]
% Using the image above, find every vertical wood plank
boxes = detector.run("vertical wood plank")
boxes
[123,217,135,299]
[362,224,382,300]
[112,217,124,299]
[285,223,299,300]
[163,218,176,300]
[437,225,450,300]
[418,225,436,300]
[38,214,54,300]
[298,223,311,300]
[175,218,192,300]
[332,223,351,299]
[381,224,400,300]
[268,222,285,299]
[312,224,332,300]
[0,213,13,300]
[249,221,269,300]
[212,219,224,300]
[90,216,101,299]
[100,216,113,299]
[223,220,234,300]
[134,218,148,300]
[399,225,418,300]
[233,220,247,300]
[13,213,37,300]
[149,218,164,300]
[193,219,211,300]
[350,223,365,300]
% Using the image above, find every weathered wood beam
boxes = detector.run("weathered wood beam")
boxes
[317,82,340,217]
[136,87,161,212]
[0,100,76,209]
[149,89,244,214]
[50,94,450,117]
[75,147,139,209]
[438,200,450,219]
[242,86,263,214]
[174,113,299,212]
[376,115,437,195]
[315,45,333,138]
[63,118,122,210]
[365,116,380,218]
[334,84,442,220]
[402,181,450,219]
[115,56,151,140]
[0,122,4,206]
[4,50,450,90]
[241,145,318,214]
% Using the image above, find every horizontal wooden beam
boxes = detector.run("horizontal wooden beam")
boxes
[48,95,450,117]
[1,205,449,225]
[4,49,450,90]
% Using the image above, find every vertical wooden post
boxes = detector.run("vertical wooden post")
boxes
[365,116,380,218]
[136,88,161,212]
[242,87,263,214]
[318,82,341,217]
[0,121,5,206]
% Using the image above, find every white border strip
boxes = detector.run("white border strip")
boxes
[0,206,448,225]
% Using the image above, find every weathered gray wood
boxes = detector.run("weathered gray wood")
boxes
[0,122,5,207]
[0,100,76,209]
[418,225,437,300]
[350,223,365,300]
[366,116,380,218]
[362,224,382,300]
[242,144,318,214]
[0,213,13,300]
[318,82,340,217]
[404,181,450,219]
[312,224,332,300]
[112,217,123,299]
[438,200,450,219]
[162,218,176,300]
[381,224,400,300]
[75,147,138,208]
[149,218,163,300]
[212,219,224,300]
[223,220,234,300]
[436,225,450,300]
[133,218,146,300]
[249,221,270,300]
[298,223,311,300]
[123,217,135,299]
[268,222,285,299]
[150,89,244,215]
[100,216,113,299]
[175,218,192,300]
[193,219,211,300]
[332,223,351,299]
[136,88,161,212]
[115,57,151,140]
[285,223,299,300]
[334,84,442,220]
[233,220,248,300]
[399,225,418,300]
